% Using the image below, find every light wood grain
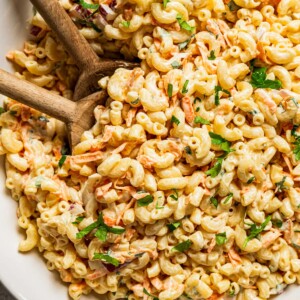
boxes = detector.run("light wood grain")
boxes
[30,0,139,100]
[0,69,107,150]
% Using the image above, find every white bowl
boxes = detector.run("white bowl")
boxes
[0,1,299,300]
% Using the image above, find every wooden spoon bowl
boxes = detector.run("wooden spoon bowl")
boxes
[0,69,105,152]
[30,0,139,100]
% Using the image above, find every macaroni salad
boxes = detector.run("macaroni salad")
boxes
[3,0,300,299]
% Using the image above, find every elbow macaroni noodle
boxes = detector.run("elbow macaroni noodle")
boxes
[3,0,300,299]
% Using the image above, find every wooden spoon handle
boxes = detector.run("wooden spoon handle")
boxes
[30,0,99,71]
[0,69,76,123]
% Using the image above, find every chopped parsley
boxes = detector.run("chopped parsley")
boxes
[122,21,130,28]
[275,176,287,192]
[214,85,230,106]
[172,239,192,252]
[76,212,125,240]
[9,111,17,115]
[137,194,154,207]
[184,146,192,154]
[182,80,189,94]
[93,253,120,266]
[167,83,173,98]
[194,116,210,125]
[155,202,164,209]
[209,132,233,153]
[178,37,192,50]
[210,196,218,208]
[167,222,181,231]
[171,115,180,125]
[176,14,194,32]
[224,193,233,204]
[243,216,271,248]
[163,0,169,8]
[72,216,84,225]
[196,107,200,112]
[250,67,282,89]
[292,127,300,161]
[216,232,227,245]
[0,107,5,114]
[208,50,216,60]
[58,155,67,168]
[193,97,201,103]
[247,176,255,184]
[143,288,159,300]
[170,189,179,201]
[77,0,100,9]
[205,157,223,178]
[171,61,181,69]
[272,219,283,228]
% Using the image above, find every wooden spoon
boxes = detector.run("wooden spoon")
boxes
[0,69,104,152]
[30,0,139,100]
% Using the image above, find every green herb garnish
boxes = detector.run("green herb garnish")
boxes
[137,194,154,207]
[209,132,233,153]
[247,176,255,184]
[167,222,181,231]
[194,116,210,125]
[243,216,271,248]
[275,176,287,192]
[131,98,139,105]
[184,146,192,154]
[205,158,223,178]
[76,212,125,240]
[214,86,230,106]
[163,0,169,8]
[272,219,283,228]
[224,193,233,204]
[0,107,5,114]
[182,80,189,94]
[210,196,218,208]
[155,202,164,209]
[208,50,216,60]
[58,155,67,168]
[171,115,180,125]
[72,216,84,225]
[93,253,120,266]
[178,38,191,50]
[176,14,194,32]
[167,83,173,98]
[77,0,99,9]
[172,239,192,252]
[170,189,179,201]
[216,232,227,245]
[122,21,130,28]
[250,67,282,89]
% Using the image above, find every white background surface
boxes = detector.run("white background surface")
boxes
[0,1,299,300]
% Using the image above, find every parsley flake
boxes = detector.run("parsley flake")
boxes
[167,83,173,98]
[224,193,233,204]
[184,146,192,154]
[122,21,130,28]
[210,196,218,208]
[143,288,159,300]
[171,115,180,125]
[176,15,194,32]
[182,80,189,94]
[272,219,283,228]
[275,176,287,192]
[247,176,255,184]
[170,189,179,201]
[58,155,67,168]
[72,216,84,225]
[208,50,216,60]
[214,86,230,106]
[137,195,154,207]
[172,239,192,252]
[93,253,120,266]
[194,116,210,125]
[243,216,271,248]
[216,232,227,245]
[167,222,181,231]
[163,0,169,8]
[250,67,282,89]
[209,132,233,153]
